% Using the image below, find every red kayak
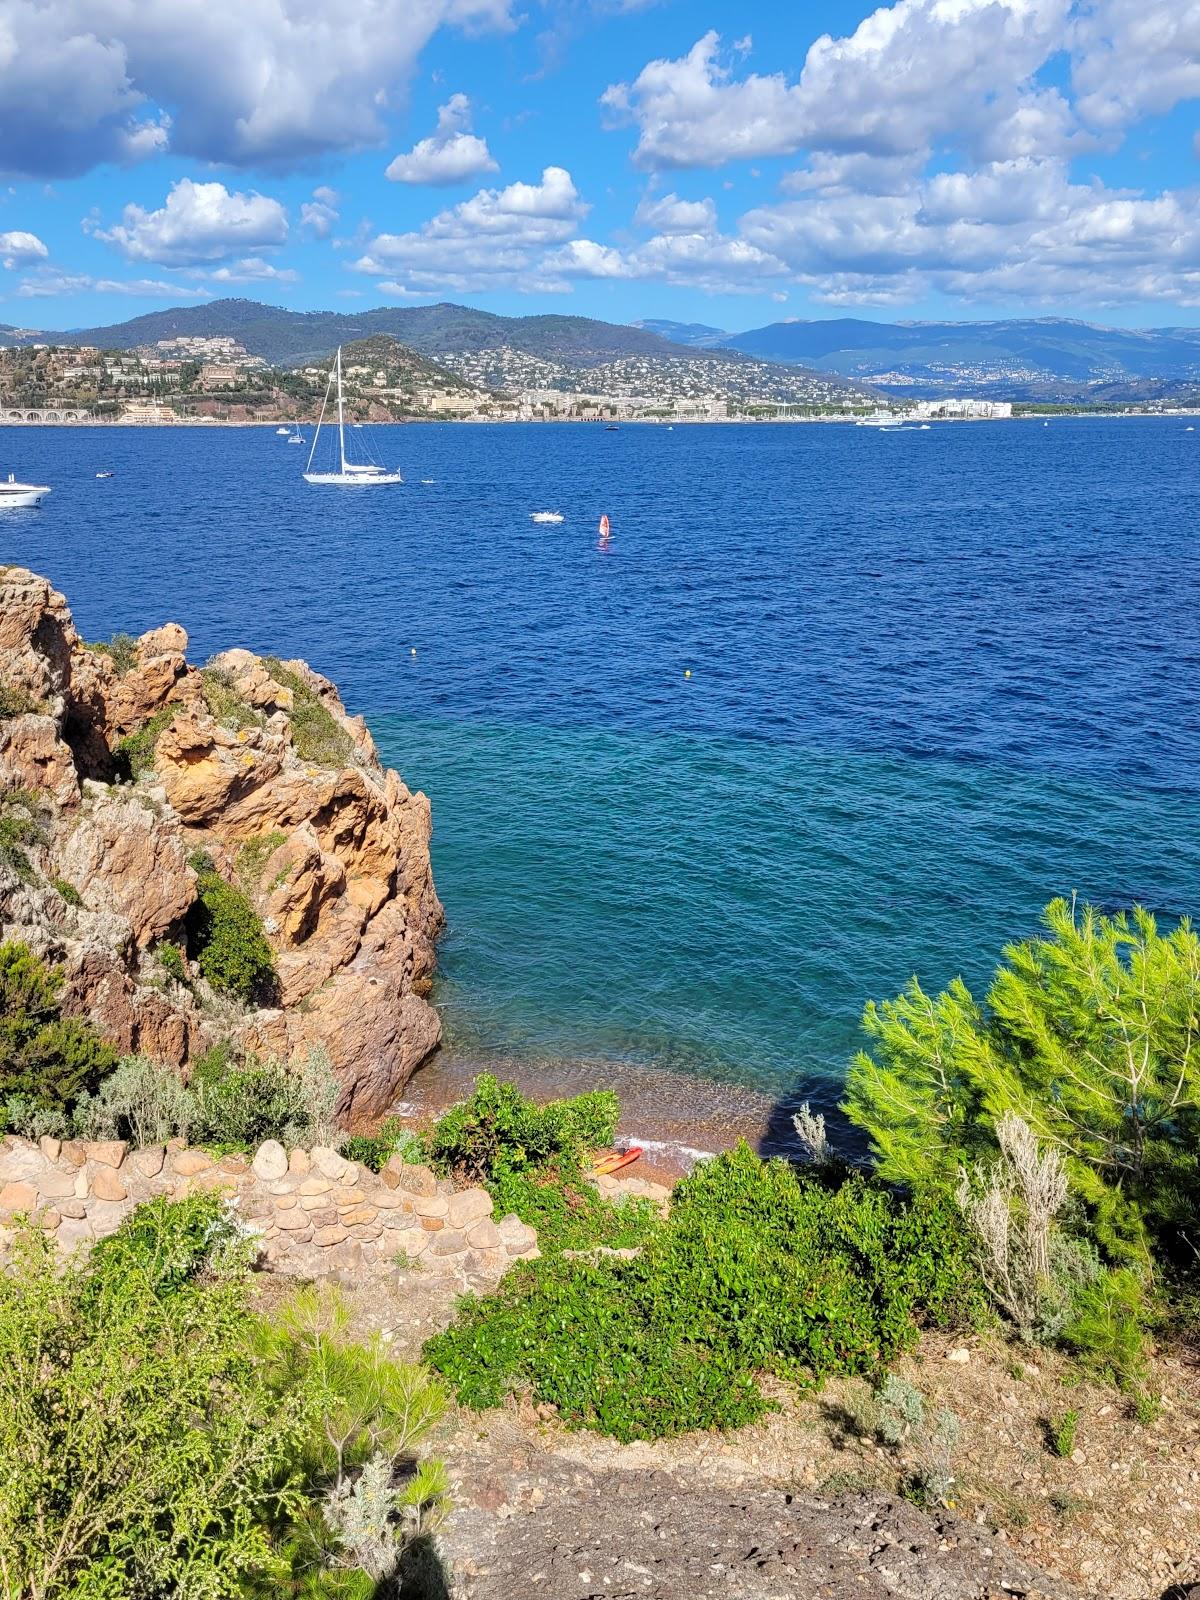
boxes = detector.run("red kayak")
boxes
[592,1145,642,1176]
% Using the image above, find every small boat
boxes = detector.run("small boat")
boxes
[919,424,931,431]
[420,479,436,484]
[95,470,114,478]
[592,1146,643,1177]
[0,473,50,508]
[598,513,611,540]
[287,429,305,445]
[530,511,564,524]
[1188,426,1195,433]
[605,424,620,431]
[275,426,290,436]
[304,349,402,487]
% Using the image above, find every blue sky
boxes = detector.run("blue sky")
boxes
[2,0,1199,333]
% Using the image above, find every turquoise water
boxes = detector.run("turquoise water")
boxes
[3,417,1198,1137]
[373,716,1198,1128]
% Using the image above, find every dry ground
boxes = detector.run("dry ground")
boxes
[268,1257,1198,1600]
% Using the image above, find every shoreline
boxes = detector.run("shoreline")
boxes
[393,1046,848,1183]
[4,409,1200,428]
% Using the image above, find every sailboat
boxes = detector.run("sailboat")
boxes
[303,347,403,487]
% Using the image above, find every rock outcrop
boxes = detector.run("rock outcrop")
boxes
[0,566,444,1122]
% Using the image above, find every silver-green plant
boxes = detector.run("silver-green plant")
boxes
[955,1112,1070,1341]
[72,1055,197,1146]
[874,1376,961,1505]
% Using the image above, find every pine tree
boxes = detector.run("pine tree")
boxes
[845,898,1200,1264]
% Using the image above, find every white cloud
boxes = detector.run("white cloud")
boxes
[737,157,1200,306]
[385,93,498,184]
[589,2,1200,309]
[0,0,515,178]
[543,239,632,278]
[204,256,300,283]
[354,165,587,291]
[602,10,1078,171]
[633,192,717,233]
[548,220,787,296]
[1070,0,1200,132]
[301,187,340,238]
[91,179,289,266]
[0,230,49,268]
[16,271,210,298]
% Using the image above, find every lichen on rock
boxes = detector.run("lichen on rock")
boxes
[0,566,444,1124]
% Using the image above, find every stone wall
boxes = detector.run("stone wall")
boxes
[0,1134,539,1285]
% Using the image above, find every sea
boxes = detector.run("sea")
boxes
[3,417,1198,1157]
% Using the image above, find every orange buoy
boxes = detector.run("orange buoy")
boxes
[598,513,611,539]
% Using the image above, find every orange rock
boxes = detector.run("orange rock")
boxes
[91,1168,127,1203]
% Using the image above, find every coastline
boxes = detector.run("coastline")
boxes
[6,409,1200,428]
[394,1046,837,1183]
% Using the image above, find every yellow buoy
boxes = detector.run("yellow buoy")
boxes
[684,669,692,679]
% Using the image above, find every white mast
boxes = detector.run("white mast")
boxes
[336,346,347,475]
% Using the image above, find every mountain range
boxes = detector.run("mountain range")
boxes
[2,299,747,371]
[643,316,1200,399]
[6,302,1200,402]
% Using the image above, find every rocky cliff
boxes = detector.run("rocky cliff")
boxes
[0,565,443,1123]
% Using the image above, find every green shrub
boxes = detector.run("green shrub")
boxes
[487,1166,660,1254]
[0,1206,308,1598]
[200,666,264,732]
[88,630,139,675]
[1060,1268,1149,1389]
[1047,1408,1079,1459]
[426,1142,978,1442]
[0,679,41,719]
[237,829,288,888]
[189,1043,340,1151]
[1131,1389,1161,1425]
[114,702,178,780]
[0,788,43,881]
[156,940,188,984]
[341,1115,421,1173]
[1,1092,68,1141]
[427,1072,619,1183]
[0,1200,446,1600]
[264,657,354,767]
[0,940,117,1116]
[845,899,1200,1268]
[187,853,276,1001]
[88,1189,250,1293]
[51,877,82,907]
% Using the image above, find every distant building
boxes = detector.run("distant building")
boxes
[120,399,178,423]
[199,363,241,388]
[427,392,477,413]
[914,398,1013,419]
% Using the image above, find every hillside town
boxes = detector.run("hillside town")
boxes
[0,335,1173,425]
[0,332,869,424]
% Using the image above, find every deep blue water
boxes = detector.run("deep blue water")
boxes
[2,419,1198,1132]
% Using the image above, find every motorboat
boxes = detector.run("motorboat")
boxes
[303,349,402,486]
[276,426,291,435]
[0,474,50,507]
[530,511,564,524]
[95,470,114,478]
